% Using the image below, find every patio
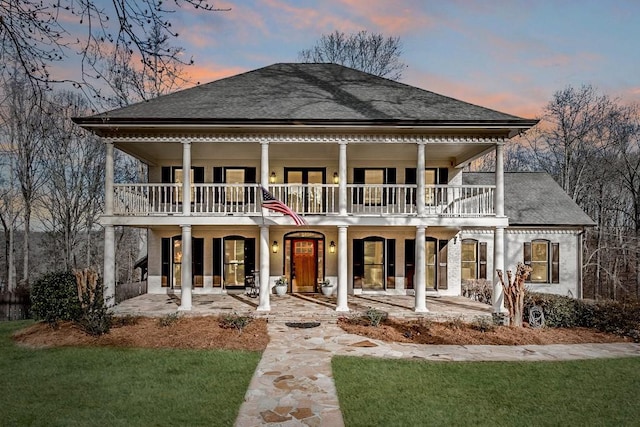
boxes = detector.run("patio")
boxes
[110,292,492,323]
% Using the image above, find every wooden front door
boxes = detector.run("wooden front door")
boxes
[292,239,317,292]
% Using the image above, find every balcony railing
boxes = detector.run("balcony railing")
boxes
[113,183,495,217]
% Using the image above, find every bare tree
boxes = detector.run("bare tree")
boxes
[0,76,48,287]
[526,84,614,204]
[0,0,228,101]
[298,30,407,80]
[39,90,105,270]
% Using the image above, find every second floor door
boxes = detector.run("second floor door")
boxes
[285,168,325,213]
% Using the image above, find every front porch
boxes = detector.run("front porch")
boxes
[110,293,492,322]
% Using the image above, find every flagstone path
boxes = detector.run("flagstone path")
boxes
[234,321,640,426]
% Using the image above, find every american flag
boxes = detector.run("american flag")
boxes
[260,186,307,226]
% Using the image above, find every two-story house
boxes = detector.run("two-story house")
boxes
[73,63,593,314]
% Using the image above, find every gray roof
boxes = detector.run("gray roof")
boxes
[76,63,537,127]
[463,172,595,226]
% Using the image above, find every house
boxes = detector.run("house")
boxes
[72,63,593,314]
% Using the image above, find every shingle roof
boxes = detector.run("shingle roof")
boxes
[463,172,595,226]
[76,63,537,126]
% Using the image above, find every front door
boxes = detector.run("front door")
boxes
[292,239,317,292]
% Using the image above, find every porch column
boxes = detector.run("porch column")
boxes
[416,142,425,216]
[495,142,505,217]
[257,225,271,311]
[338,142,347,215]
[336,225,349,311]
[260,140,269,187]
[105,141,114,216]
[103,225,115,307]
[493,226,506,313]
[178,225,192,311]
[414,225,428,312]
[182,141,191,215]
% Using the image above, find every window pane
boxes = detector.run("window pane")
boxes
[225,169,245,203]
[461,241,477,262]
[531,263,548,283]
[363,240,384,290]
[364,170,384,205]
[532,242,548,262]
[224,239,245,286]
[426,241,436,288]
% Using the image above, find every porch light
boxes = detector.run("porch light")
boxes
[329,241,336,253]
[270,171,276,184]
[333,172,339,184]
[272,240,279,253]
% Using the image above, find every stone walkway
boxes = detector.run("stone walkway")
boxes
[234,321,640,426]
[110,294,640,426]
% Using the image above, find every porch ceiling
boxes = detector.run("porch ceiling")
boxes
[116,140,494,167]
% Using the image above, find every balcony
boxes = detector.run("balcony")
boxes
[112,183,495,217]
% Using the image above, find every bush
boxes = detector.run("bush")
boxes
[30,271,82,326]
[219,313,253,332]
[462,279,492,305]
[471,316,496,332]
[524,292,580,328]
[364,308,387,327]
[76,279,112,336]
[524,291,640,342]
[158,312,180,327]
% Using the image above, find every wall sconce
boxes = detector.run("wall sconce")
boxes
[272,240,279,253]
[333,172,339,184]
[329,241,336,253]
[270,171,276,184]
[453,232,460,245]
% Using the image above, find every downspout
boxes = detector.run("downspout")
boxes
[577,229,585,299]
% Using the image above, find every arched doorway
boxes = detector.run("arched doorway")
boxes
[284,231,325,293]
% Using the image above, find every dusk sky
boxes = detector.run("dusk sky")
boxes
[96,1,640,118]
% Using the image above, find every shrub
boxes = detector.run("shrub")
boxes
[30,271,82,326]
[524,292,640,342]
[75,278,112,336]
[158,312,180,327]
[364,307,387,327]
[471,316,496,332]
[462,279,492,305]
[219,313,253,332]
[113,315,140,327]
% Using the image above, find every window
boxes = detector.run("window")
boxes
[353,237,395,290]
[364,240,384,290]
[224,237,245,286]
[161,166,204,203]
[405,168,448,205]
[404,238,449,290]
[160,236,203,288]
[353,168,396,206]
[524,240,559,284]
[213,236,255,288]
[461,239,487,280]
[225,168,245,203]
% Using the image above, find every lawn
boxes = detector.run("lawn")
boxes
[333,355,640,427]
[0,321,261,426]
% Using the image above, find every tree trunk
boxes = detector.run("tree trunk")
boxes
[22,206,30,286]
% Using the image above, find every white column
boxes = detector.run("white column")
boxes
[416,143,425,216]
[261,141,270,187]
[495,142,505,217]
[336,226,349,311]
[414,225,428,312]
[258,225,271,311]
[182,141,191,215]
[103,225,116,307]
[105,141,114,216]
[339,142,347,215]
[493,226,506,313]
[178,225,192,311]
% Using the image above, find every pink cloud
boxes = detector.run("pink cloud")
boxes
[183,64,247,85]
[261,0,359,33]
[336,0,438,34]
[406,69,544,119]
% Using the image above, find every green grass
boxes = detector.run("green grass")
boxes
[0,321,261,426]
[333,355,640,427]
